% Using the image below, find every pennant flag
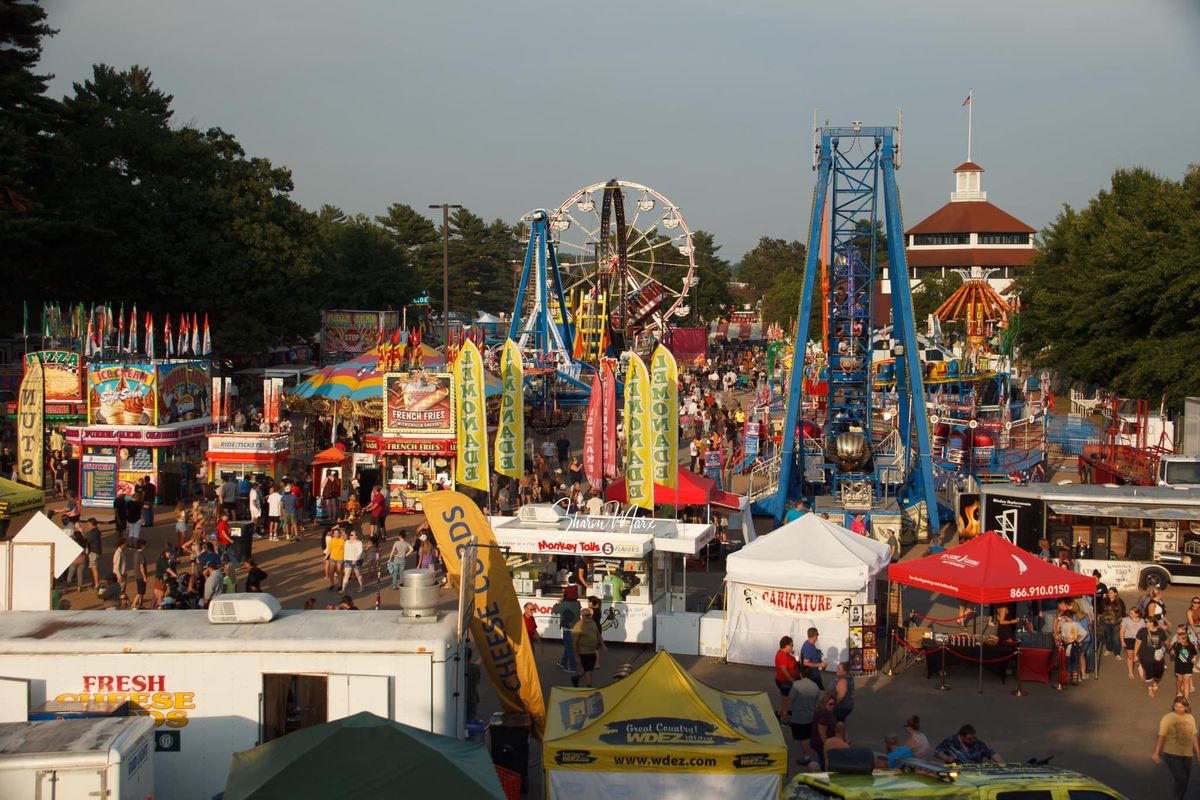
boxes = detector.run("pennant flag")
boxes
[201,314,211,356]
[128,305,138,354]
[420,491,546,739]
[84,317,95,359]
[389,327,402,372]
[22,300,27,339]
[649,345,679,494]
[493,339,524,480]
[623,353,653,510]
[164,315,174,358]
[454,338,489,492]
[177,314,188,357]
[962,91,972,106]
[190,313,199,356]
[146,314,155,361]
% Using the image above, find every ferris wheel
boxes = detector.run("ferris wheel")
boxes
[549,179,696,338]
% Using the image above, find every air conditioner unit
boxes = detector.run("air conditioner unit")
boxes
[517,504,568,526]
[208,593,282,624]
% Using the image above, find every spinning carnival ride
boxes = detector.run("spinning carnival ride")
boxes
[759,123,941,540]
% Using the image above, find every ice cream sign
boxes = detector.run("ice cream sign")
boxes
[88,363,157,426]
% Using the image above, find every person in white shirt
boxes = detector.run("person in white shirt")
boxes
[248,484,263,537]
[585,492,604,516]
[341,531,365,593]
[266,486,284,541]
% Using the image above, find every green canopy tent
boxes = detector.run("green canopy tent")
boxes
[0,477,44,522]
[224,712,505,800]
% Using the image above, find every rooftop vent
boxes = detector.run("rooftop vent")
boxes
[208,593,282,624]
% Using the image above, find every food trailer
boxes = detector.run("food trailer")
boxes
[70,361,212,508]
[980,482,1200,590]
[0,605,465,800]
[204,432,291,484]
[491,506,715,645]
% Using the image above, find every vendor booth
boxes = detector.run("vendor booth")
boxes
[604,468,743,519]
[70,360,212,508]
[491,509,714,645]
[0,477,44,537]
[205,432,291,484]
[310,446,352,522]
[543,650,786,800]
[888,531,1097,690]
[723,513,891,668]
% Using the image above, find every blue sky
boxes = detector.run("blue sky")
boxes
[38,0,1200,262]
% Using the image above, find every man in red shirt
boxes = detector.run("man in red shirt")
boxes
[216,512,235,564]
[774,635,799,715]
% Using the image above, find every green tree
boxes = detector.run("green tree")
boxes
[736,236,805,299]
[313,207,418,313]
[376,202,441,295]
[1014,166,1200,407]
[910,270,964,328]
[685,230,732,324]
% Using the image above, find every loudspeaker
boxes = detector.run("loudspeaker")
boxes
[1127,531,1153,561]
[826,746,876,775]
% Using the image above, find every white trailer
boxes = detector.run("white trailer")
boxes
[0,716,155,800]
[0,608,465,800]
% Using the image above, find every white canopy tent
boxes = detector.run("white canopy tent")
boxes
[723,513,891,667]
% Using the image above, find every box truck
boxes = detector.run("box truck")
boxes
[0,716,155,800]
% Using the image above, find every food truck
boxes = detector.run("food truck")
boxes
[0,605,465,800]
[980,482,1200,590]
[492,504,715,645]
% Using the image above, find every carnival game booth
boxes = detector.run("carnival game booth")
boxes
[69,360,212,508]
[723,513,891,669]
[491,506,715,645]
[205,432,291,484]
[543,650,786,800]
[888,531,1098,690]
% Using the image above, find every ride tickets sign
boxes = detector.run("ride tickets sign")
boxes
[383,371,454,437]
[88,363,157,426]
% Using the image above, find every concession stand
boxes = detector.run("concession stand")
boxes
[368,370,458,513]
[722,513,891,669]
[491,505,715,645]
[204,432,291,483]
[310,446,352,521]
[69,360,213,508]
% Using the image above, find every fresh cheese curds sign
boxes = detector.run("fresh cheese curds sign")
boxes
[493,339,524,479]
[623,354,653,510]
[454,338,489,491]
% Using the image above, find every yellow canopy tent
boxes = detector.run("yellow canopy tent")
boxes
[543,651,786,800]
[0,477,44,521]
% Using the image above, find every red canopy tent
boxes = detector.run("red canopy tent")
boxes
[888,532,1097,691]
[888,531,1097,604]
[603,468,743,512]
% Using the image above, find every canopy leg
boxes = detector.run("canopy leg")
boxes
[978,602,984,694]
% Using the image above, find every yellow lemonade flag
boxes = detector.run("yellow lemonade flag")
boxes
[649,345,679,493]
[623,354,653,510]
[422,491,547,740]
[493,339,524,480]
[454,338,490,491]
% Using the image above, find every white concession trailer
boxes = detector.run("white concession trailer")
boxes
[0,608,465,800]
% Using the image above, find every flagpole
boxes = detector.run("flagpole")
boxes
[967,88,973,162]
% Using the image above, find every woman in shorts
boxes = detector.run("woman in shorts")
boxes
[1123,606,1146,680]
[1174,624,1196,701]
[1137,616,1171,698]
[341,531,365,593]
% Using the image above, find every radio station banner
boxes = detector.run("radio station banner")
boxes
[454,339,489,492]
[156,362,210,424]
[17,359,44,487]
[648,345,678,492]
[25,350,82,403]
[383,372,454,437]
[88,363,157,426]
[422,492,546,740]
[493,339,524,479]
[623,354,653,511]
[320,309,399,364]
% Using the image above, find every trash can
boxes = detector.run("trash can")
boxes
[232,521,254,563]
[488,711,530,793]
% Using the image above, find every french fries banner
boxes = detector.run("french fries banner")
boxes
[422,491,547,740]
[649,344,679,492]
[623,353,653,511]
[454,338,490,491]
[493,339,524,480]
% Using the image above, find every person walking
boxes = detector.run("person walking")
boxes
[280,484,300,541]
[832,661,855,722]
[774,636,799,715]
[141,476,156,527]
[1138,616,1171,698]
[779,665,821,766]
[83,518,103,590]
[1099,587,1126,658]
[388,532,413,590]
[266,485,283,541]
[130,540,149,609]
[799,627,827,690]
[323,528,345,591]
[1152,695,1200,800]
[1173,624,1196,701]
[553,586,581,674]
[341,531,365,593]
[1124,606,1148,680]
[571,606,600,687]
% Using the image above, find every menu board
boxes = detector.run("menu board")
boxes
[81,448,118,508]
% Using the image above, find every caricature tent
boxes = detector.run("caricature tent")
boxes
[723,513,891,667]
[543,651,786,800]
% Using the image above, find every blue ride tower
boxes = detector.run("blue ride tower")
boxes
[765,123,940,540]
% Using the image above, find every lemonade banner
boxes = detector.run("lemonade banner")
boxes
[493,339,524,480]
[649,345,679,494]
[623,354,653,510]
[454,338,490,491]
[422,491,546,740]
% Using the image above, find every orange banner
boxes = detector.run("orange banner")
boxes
[421,491,547,740]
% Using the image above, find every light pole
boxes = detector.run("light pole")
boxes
[429,203,463,345]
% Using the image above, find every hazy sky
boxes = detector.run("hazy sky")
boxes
[38,1,1200,262]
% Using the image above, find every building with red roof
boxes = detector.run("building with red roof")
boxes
[900,161,1037,294]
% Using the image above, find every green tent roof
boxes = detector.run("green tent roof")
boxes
[0,477,44,519]
[224,712,505,800]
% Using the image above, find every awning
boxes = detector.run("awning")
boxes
[1048,502,1200,522]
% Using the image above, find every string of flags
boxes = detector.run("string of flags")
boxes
[24,301,214,359]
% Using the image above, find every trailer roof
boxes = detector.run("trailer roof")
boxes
[0,717,146,755]
[0,610,460,656]
[980,482,1200,505]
